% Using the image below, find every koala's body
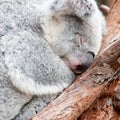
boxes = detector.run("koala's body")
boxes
[0,0,106,119]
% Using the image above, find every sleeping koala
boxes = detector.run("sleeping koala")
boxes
[0,0,106,119]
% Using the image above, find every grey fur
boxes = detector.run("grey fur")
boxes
[0,0,105,119]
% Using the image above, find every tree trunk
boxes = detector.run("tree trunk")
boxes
[31,1,120,120]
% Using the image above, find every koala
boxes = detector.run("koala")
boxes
[0,0,106,119]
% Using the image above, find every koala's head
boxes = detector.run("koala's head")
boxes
[47,16,95,74]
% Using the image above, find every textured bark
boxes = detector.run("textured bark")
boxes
[31,1,120,120]
[78,77,120,120]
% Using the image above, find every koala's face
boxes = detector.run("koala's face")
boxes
[62,51,94,74]
[48,16,95,74]
[49,16,83,57]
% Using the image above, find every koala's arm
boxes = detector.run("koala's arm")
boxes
[4,31,75,96]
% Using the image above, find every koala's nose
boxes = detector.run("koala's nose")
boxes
[73,51,94,74]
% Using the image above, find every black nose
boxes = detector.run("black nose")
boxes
[87,51,95,58]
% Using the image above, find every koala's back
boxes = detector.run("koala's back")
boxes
[0,0,39,36]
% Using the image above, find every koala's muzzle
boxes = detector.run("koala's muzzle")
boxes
[63,51,95,74]
[74,51,94,74]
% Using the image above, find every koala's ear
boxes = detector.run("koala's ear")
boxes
[99,4,110,15]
